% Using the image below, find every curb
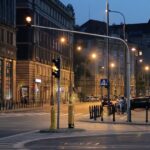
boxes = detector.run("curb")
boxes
[40,128,85,133]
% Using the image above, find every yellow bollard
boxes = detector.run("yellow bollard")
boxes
[50,106,56,129]
[68,104,74,128]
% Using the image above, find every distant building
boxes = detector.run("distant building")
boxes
[0,0,16,103]
[110,20,150,96]
[16,0,75,103]
[74,19,135,99]
[110,20,150,64]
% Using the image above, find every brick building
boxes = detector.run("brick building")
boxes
[0,0,16,104]
[16,0,75,103]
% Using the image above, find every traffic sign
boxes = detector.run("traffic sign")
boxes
[100,79,109,86]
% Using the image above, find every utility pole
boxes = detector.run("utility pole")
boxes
[106,0,110,102]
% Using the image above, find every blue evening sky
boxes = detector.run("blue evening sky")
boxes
[61,0,150,25]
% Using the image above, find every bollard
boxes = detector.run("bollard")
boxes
[112,105,115,122]
[94,105,97,120]
[91,106,94,119]
[99,105,101,117]
[146,105,148,123]
[89,106,93,119]
[97,105,100,117]
[68,104,74,128]
[129,108,132,122]
[100,105,103,121]
[50,106,56,129]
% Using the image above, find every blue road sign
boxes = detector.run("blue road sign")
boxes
[100,79,109,86]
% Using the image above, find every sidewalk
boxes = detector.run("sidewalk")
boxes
[0,108,149,149]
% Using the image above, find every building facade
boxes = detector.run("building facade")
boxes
[110,20,150,96]
[16,0,75,103]
[74,20,135,99]
[0,0,16,103]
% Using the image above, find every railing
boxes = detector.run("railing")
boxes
[89,101,149,123]
[0,101,43,112]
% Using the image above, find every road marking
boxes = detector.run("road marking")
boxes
[0,130,39,141]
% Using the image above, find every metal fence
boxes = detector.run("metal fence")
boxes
[0,101,43,111]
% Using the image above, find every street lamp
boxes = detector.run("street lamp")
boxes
[108,8,127,99]
[59,36,74,128]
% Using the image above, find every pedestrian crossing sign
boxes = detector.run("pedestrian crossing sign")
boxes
[100,79,109,86]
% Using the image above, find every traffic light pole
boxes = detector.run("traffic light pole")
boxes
[30,24,131,123]
[50,75,56,129]
[57,77,61,129]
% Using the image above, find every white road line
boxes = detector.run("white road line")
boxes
[0,130,39,141]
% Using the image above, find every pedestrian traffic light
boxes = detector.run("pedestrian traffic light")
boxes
[52,58,60,79]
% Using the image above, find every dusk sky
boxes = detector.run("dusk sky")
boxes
[61,0,150,25]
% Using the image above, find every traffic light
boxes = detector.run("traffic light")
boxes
[52,58,60,79]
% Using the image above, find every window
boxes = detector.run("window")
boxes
[5,61,12,100]
[0,60,2,102]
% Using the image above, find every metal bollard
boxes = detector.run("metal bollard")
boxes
[97,105,100,117]
[89,106,93,119]
[112,105,115,122]
[91,106,94,119]
[94,105,97,120]
[146,105,148,123]
[129,108,132,122]
[100,105,103,121]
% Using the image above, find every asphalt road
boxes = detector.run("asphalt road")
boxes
[0,102,99,139]
[0,112,52,138]
[0,102,150,149]
[25,133,150,150]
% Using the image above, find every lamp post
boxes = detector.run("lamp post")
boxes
[108,7,127,98]
[60,36,74,128]
[106,0,110,102]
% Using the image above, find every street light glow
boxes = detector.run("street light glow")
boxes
[110,63,115,68]
[139,59,143,63]
[77,46,82,51]
[60,37,66,44]
[91,53,97,59]
[131,47,136,52]
[26,16,32,23]
[145,66,149,71]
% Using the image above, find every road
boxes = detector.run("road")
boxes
[0,102,97,138]
[25,133,150,150]
[0,102,150,149]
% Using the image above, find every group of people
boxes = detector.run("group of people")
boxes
[115,96,127,114]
